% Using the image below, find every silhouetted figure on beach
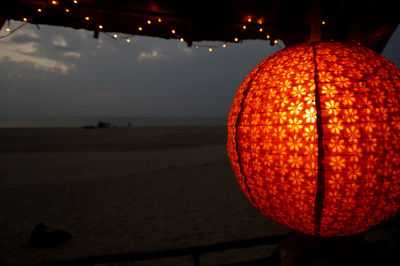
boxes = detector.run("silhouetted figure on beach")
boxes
[28,223,71,248]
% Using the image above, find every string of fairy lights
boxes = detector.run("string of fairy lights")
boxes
[0,0,282,51]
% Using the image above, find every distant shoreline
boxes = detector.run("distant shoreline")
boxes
[0,116,227,128]
[0,125,226,129]
[0,126,227,153]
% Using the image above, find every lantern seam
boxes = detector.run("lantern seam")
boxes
[312,42,326,236]
[234,62,270,211]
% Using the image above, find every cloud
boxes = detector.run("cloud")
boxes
[8,26,39,37]
[0,42,73,75]
[9,42,38,54]
[10,30,40,43]
[63,51,81,58]
[182,47,193,55]
[0,50,72,74]
[0,28,74,75]
[77,29,90,40]
[52,35,68,47]
[138,48,164,61]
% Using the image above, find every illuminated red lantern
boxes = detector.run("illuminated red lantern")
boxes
[227,42,400,236]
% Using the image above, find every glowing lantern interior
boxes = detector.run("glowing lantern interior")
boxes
[227,42,400,236]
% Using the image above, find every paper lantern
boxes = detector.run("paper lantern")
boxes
[227,42,400,236]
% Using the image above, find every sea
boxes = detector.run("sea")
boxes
[0,116,227,128]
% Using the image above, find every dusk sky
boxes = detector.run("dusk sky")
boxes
[0,21,399,118]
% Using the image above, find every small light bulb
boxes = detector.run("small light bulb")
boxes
[171,29,176,34]
[266,34,270,39]
[147,20,151,24]
[158,18,162,22]
[65,9,70,13]
[23,18,28,22]
[242,25,246,30]
[209,48,212,52]
[113,34,118,39]
[195,45,199,48]
[98,25,103,29]
[37,8,42,12]
[234,37,239,42]
[322,21,326,25]
[51,0,58,5]
[180,38,184,42]
[247,18,252,23]
[73,0,78,3]
[222,44,226,48]
[138,27,142,31]
[257,19,263,24]
[126,38,131,43]
[6,28,11,32]
[85,16,90,21]
[259,28,263,32]
[274,40,278,44]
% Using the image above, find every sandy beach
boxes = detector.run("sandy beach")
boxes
[0,127,288,265]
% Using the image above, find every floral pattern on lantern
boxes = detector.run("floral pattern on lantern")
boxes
[227,42,400,236]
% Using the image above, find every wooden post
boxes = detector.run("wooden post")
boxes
[0,18,6,32]
[186,0,194,47]
[93,29,99,39]
[310,0,322,42]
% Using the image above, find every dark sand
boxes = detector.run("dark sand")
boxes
[0,127,288,265]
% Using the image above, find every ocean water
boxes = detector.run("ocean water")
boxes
[0,116,227,128]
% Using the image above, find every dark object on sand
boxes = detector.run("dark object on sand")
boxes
[28,223,71,248]
[97,121,111,128]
